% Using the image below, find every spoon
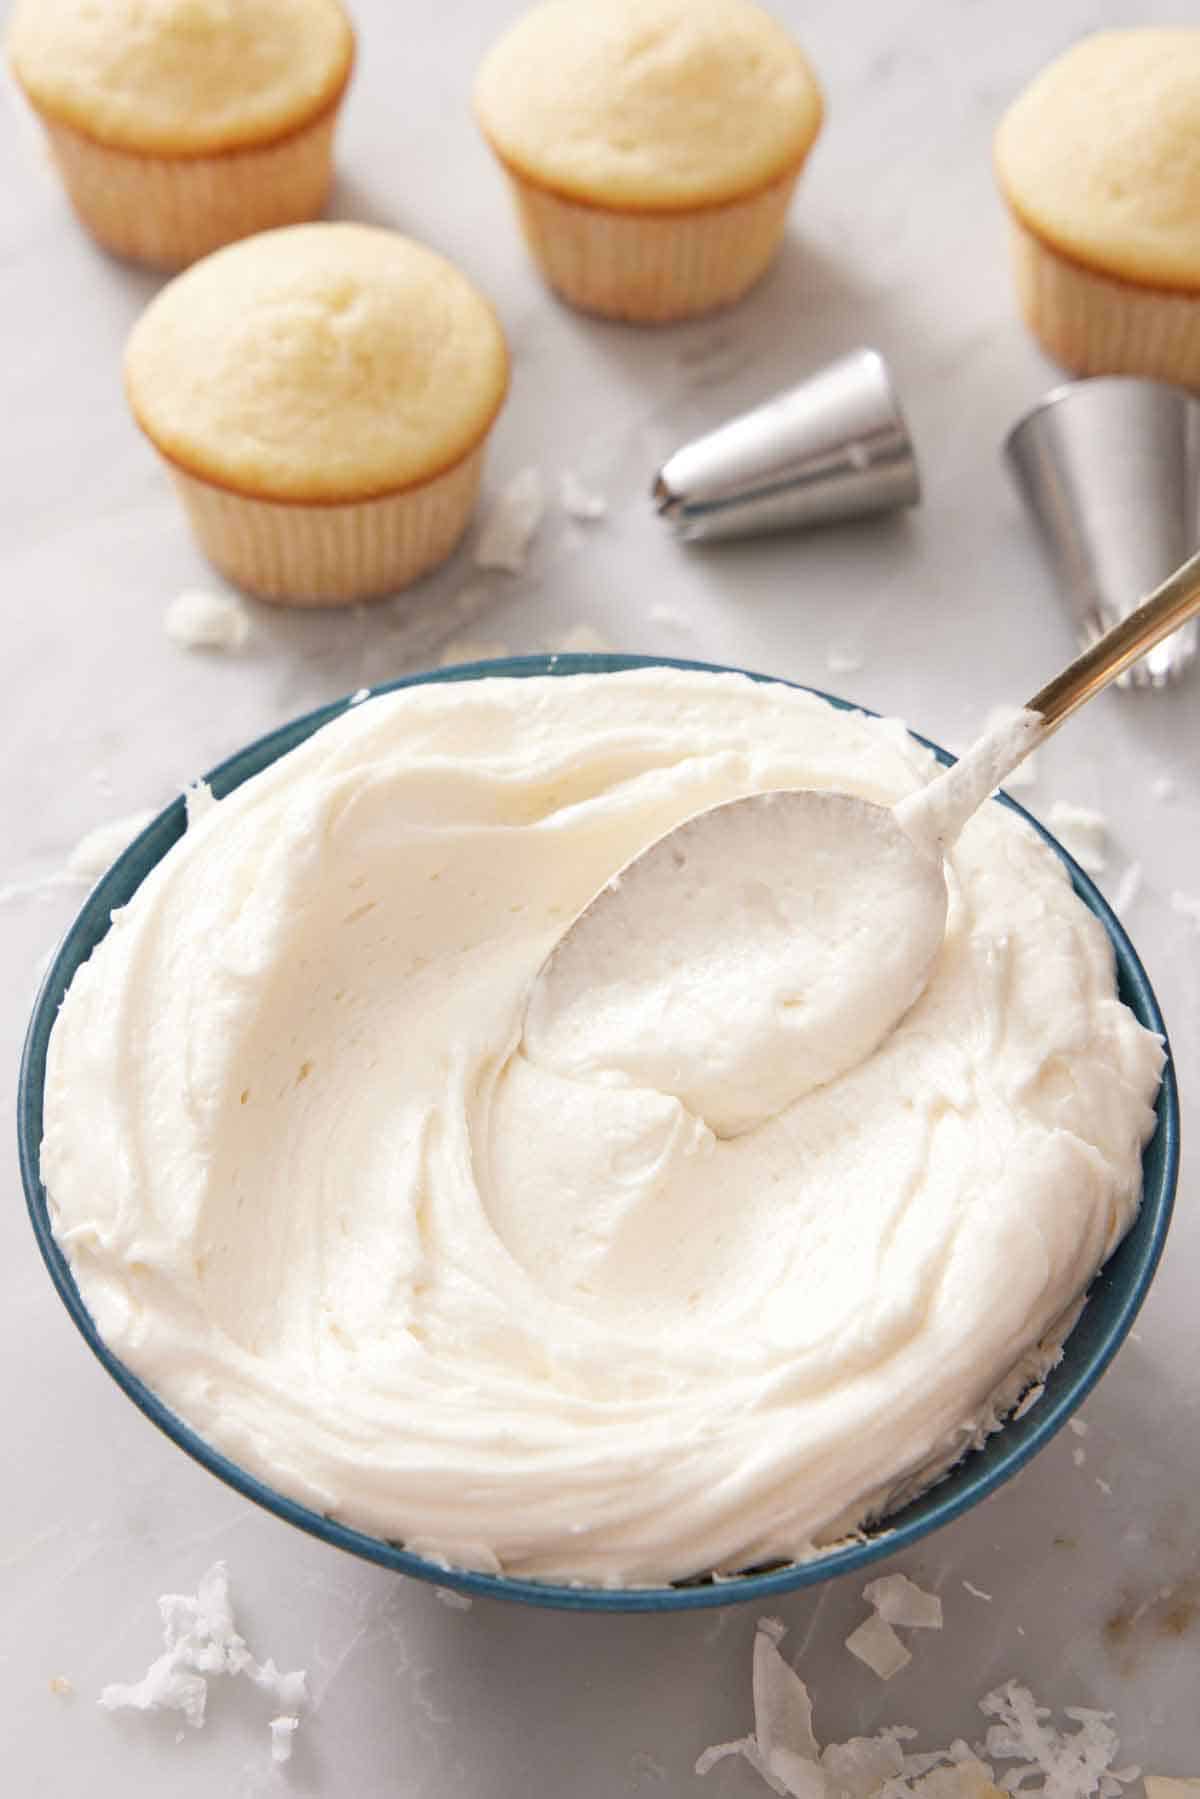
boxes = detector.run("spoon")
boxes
[524,550,1200,1138]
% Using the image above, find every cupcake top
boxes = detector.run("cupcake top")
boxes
[474,0,822,212]
[6,0,354,156]
[125,224,509,503]
[995,30,1200,291]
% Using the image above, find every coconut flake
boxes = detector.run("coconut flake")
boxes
[698,1621,1133,1799]
[475,467,544,572]
[1112,863,1142,917]
[696,1619,824,1796]
[1046,803,1108,876]
[846,1614,912,1681]
[164,589,251,652]
[99,1562,307,1761]
[823,1733,908,1796]
[433,1586,473,1612]
[962,1581,994,1603]
[185,781,216,828]
[864,1574,944,1630]
[918,1764,1004,1799]
[1072,1448,1086,1469]
[66,810,156,882]
[270,1715,299,1764]
[754,1616,821,1770]
[1012,1383,1045,1421]
[560,470,608,521]
[49,1675,73,1697]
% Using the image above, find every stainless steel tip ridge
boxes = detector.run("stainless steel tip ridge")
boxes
[654,348,921,543]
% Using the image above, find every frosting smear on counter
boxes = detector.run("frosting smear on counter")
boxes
[41,670,1163,1585]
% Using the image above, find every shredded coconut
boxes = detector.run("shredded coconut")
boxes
[1095,1479,1113,1497]
[433,1585,474,1612]
[475,467,544,572]
[863,1574,944,1630]
[348,687,371,706]
[99,1562,306,1762]
[1072,1448,1087,1468]
[846,1613,913,1680]
[1069,1420,1088,1438]
[164,589,251,652]
[49,1675,73,1696]
[1012,1382,1045,1421]
[962,1581,994,1603]
[697,1619,1134,1799]
[979,1681,1120,1799]
[269,1714,299,1764]
[66,810,156,882]
[1046,803,1108,876]
[560,470,608,521]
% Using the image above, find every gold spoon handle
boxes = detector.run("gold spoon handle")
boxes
[1029,547,1200,734]
[897,546,1200,857]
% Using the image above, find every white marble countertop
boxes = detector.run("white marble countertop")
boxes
[3,0,1198,1791]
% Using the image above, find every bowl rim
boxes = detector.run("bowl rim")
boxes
[17,652,1180,1612]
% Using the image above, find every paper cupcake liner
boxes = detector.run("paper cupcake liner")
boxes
[501,165,801,323]
[38,102,343,271]
[166,446,487,607]
[1009,218,1200,388]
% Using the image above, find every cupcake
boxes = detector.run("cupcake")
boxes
[6,0,354,270]
[124,223,509,606]
[995,31,1200,387]
[473,0,823,323]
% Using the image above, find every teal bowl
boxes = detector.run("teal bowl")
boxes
[17,654,1179,1611]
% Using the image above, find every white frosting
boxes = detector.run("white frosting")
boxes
[41,670,1163,1586]
[526,790,949,1138]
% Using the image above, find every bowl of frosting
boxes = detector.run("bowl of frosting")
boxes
[19,654,1178,1610]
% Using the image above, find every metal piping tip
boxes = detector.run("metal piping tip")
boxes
[652,471,682,520]
[1006,376,1200,688]
[651,349,920,544]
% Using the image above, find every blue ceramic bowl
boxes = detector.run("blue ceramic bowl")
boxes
[18,654,1179,1611]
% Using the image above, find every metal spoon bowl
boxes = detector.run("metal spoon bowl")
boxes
[527,550,1200,1134]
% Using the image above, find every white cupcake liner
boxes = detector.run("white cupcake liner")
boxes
[1009,217,1200,388]
[165,445,488,607]
[501,163,803,323]
[37,98,344,270]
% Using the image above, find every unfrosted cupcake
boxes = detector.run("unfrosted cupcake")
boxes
[6,0,354,270]
[473,0,823,323]
[995,31,1200,386]
[124,223,509,606]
